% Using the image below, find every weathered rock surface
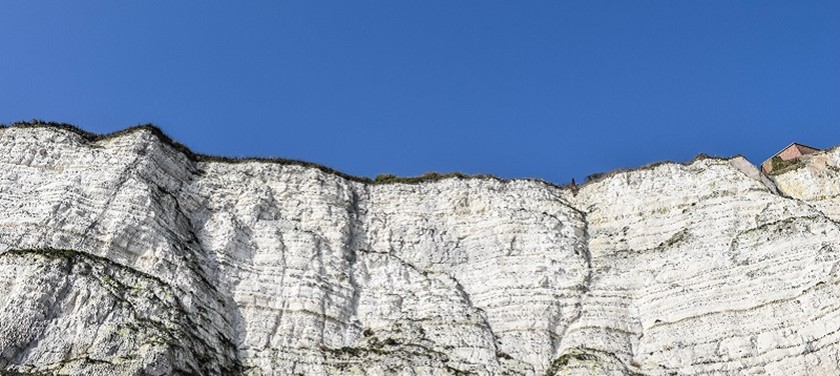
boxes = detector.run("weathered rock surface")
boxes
[0,124,838,375]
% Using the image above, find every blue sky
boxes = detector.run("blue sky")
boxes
[2,2,838,183]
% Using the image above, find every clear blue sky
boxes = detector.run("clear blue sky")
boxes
[2,2,838,183]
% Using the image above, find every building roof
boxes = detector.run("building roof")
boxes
[771,142,821,158]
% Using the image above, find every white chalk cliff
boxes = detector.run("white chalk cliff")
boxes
[0,123,838,375]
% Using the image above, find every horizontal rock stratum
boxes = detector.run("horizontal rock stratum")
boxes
[0,123,839,375]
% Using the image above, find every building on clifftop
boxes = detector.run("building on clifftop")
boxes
[761,142,820,174]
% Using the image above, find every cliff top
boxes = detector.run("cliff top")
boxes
[0,119,767,189]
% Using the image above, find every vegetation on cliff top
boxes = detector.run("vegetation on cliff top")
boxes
[2,119,747,189]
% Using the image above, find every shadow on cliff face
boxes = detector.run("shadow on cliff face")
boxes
[0,248,241,375]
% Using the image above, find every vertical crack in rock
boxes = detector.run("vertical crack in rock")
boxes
[312,235,330,344]
[550,207,594,370]
[573,210,593,308]
[343,184,368,344]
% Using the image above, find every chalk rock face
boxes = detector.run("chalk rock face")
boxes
[769,146,840,222]
[0,125,838,376]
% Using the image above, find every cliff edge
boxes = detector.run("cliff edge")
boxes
[0,123,838,375]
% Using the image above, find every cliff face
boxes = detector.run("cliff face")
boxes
[0,125,838,376]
